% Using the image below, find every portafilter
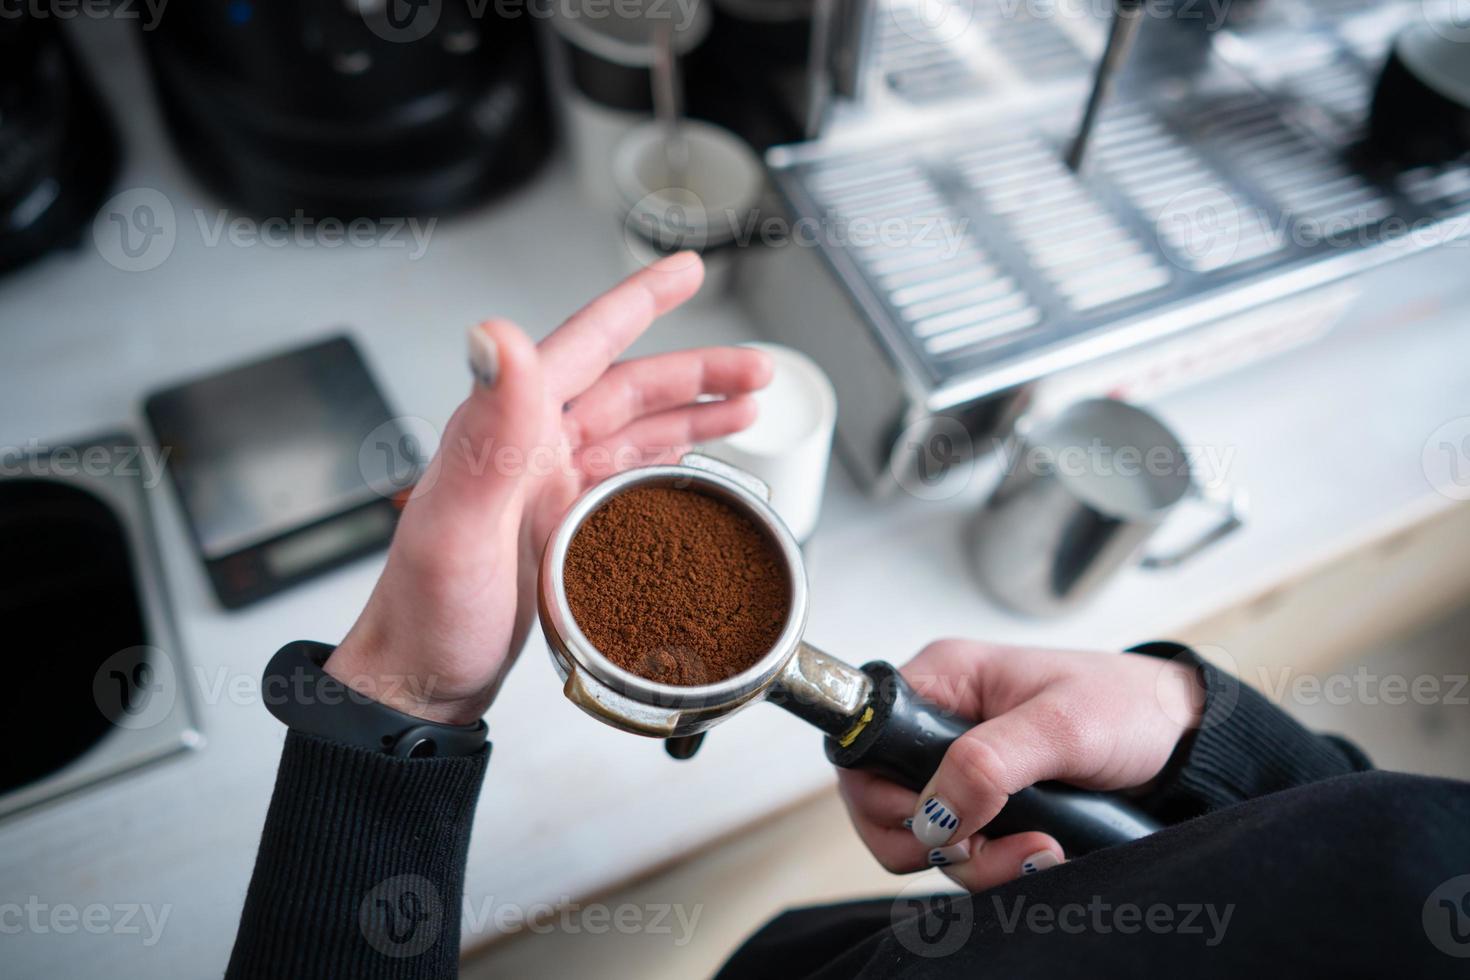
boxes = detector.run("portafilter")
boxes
[538,454,1159,855]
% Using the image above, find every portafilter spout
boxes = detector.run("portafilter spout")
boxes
[538,455,1160,856]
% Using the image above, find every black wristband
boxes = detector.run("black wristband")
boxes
[1126,639,1372,822]
[1125,640,1216,803]
[262,640,488,759]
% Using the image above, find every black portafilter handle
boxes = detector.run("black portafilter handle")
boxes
[825,662,1161,856]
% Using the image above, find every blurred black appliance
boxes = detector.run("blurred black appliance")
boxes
[0,14,120,277]
[140,0,553,218]
[1369,20,1470,168]
[550,0,714,114]
[686,0,814,149]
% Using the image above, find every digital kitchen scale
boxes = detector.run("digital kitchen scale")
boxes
[145,335,421,609]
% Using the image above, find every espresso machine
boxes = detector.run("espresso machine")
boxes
[746,0,1470,491]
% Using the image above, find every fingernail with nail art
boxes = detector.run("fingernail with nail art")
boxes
[1021,851,1061,875]
[913,796,960,847]
[467,326,499,388]
[928,844,969,867]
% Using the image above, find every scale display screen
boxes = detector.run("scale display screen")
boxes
[263,505,397,579]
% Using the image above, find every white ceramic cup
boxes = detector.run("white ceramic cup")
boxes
[612,119,765,294]
[701,342,837,541]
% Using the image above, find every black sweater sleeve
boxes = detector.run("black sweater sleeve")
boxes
[1129,641,1373,823]
[226,730,490,980]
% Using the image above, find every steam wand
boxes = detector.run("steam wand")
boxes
[651,22,689,189]
[1065,0,1146,172]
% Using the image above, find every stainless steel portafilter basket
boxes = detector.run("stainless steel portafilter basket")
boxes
[538,455,1160,856]
[538,454,870,742]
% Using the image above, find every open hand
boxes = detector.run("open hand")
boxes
[325,254,771,724]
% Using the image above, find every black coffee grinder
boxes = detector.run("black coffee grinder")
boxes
[139,0,553,218]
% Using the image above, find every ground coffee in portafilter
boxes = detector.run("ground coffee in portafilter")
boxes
[563,486,791,686]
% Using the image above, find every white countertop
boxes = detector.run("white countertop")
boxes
[4,19,1470,980]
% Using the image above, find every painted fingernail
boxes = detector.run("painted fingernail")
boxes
[1021,850,1061,875]
[912,796,961,847]
[467,325,499,388]
[927,843,970,867]
[902,817,914,830]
